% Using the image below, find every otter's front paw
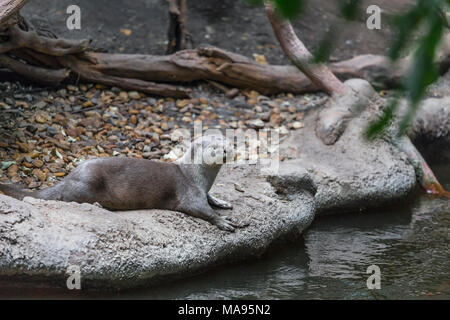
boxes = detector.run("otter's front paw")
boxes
[214,216,239,232]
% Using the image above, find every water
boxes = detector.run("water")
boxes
[1,165,449,299]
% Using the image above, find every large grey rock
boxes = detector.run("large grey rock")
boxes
[404,97,450,142]
[401,96,450,163]
[0,165,315,289]
[280,106,417,214]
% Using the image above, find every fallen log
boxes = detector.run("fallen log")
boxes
[73,47,318,95]
[58,54,191,98]
[4,42,450,98]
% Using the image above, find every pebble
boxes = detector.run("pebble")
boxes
[34,101,47,109]
[226,88,240,99]
[176,99,190,108]
[292,121,304,129]
[7,164,18,178]
[234,183,245,192]
[54,172,66,177]
[1,161,15,170]
[128,91,141,100]
[32,169,46,182]
[46,126,59,136]
[33,159,44,168]
[0,81,311,188]
[35,112,50,124]
[247,119,264,129]
[82,100,94,108]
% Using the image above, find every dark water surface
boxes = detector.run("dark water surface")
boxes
[1,165,449,300]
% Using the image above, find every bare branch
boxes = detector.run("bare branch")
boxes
[265,2,348,96]
[166,0,191,54]
[9,24,90,56]
[0,0,27,26]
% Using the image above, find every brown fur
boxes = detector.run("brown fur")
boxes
[0,150,238,231]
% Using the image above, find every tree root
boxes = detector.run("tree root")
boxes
[0,0,27,27]
[396,137,450,199]
[265,3,349,96]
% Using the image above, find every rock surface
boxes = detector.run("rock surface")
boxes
[280,105,417,214]
[407,98,450,142]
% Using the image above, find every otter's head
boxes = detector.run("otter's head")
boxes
[180,133,234,167]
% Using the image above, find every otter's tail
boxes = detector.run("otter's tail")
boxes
[0,183,34,200]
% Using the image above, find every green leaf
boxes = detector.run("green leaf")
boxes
[247,0,265,6]
[313,29,336,63]
[399,6,444,135]
[272,0,304,19]
[389,8,424,61]
[340,0,361,20]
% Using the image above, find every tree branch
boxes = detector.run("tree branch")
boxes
[166,0,191,54]
[396,137,450,198]
[0,0,27,27]
[265,2,348,96]
[8,24,90,56]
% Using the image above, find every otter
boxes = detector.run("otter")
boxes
[0,134,239,232]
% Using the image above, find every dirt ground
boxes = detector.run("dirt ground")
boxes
[22,0,414,64]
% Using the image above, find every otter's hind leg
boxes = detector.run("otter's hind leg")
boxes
[37,179,98,204]
[179,196,238,232]
[207,193,233,210]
